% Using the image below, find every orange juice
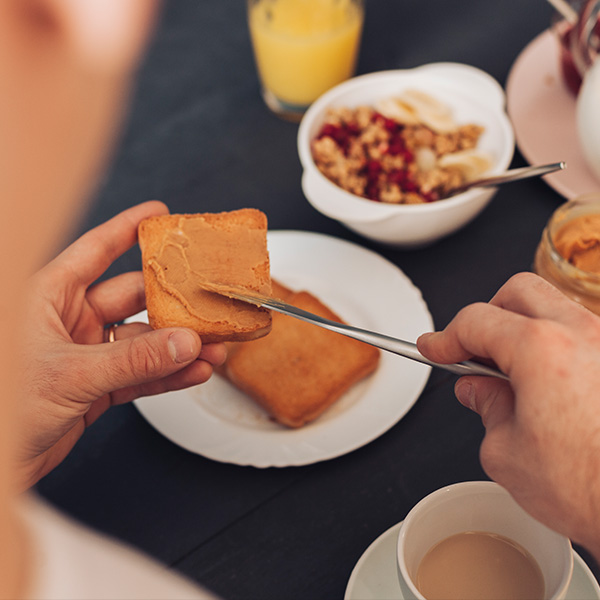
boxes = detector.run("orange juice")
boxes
[248,0,363,114]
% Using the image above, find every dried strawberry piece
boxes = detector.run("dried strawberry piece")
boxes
[383,118,399,133]
[317,121,363,155]
[371,112,404,131]
[333,127,347,145]
[387,140,404,156]
[318,123,339,139]
[366,160,382,176]
[401,148,414,163]
[388,169,406,185]
[318,123,348,148]
[345,122,361,136]
[365,180,380,201]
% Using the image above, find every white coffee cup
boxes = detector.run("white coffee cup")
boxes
[397,481,574,600]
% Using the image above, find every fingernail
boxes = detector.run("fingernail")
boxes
[455,379,475,411]
[167,330,197,364]
[417,332,435,344]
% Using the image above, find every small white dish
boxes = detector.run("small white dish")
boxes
[507,29,600,199]
[133,230,432,467]
[298,63,515,248]
[345,521,600,600]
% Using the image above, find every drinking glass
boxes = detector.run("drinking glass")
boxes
[247,0,364,121]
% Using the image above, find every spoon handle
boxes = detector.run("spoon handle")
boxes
[456,161,566,194]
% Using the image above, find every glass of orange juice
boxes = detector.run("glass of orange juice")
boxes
[248,0,365,121]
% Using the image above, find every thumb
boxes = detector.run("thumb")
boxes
[91,328,201,394]
[455,376,515,431]
[457,377,520,488]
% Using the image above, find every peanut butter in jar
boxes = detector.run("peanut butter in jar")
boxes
[534,197,600,316]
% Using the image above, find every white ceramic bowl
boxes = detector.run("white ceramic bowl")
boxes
[297,63,515,248]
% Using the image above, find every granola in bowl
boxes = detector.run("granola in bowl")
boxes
[311,90,492,204]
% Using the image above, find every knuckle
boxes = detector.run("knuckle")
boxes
[455,302,488,322]
[501,272,540,296]
[126,336,166,380]
[523,319,570,355]
[507,272,536,288]
[451,302,489,334]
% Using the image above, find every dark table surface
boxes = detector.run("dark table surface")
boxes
[36,1,600,598]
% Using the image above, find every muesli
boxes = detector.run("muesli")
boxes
[311,90,492,204]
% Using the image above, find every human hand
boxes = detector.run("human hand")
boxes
[417,272,600,559]
[17,201,226,489]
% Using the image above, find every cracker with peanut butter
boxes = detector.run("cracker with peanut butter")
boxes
[138,209,272,343]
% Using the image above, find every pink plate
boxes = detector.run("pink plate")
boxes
[506,29,600,199]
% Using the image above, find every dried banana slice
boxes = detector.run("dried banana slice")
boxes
[375,97,421,125]
[437,149,493,181]
[399,89,457,133]
[375,89,458,133]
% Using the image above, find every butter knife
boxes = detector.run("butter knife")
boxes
[200,283,509,381]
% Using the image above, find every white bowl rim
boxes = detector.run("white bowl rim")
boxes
[297,62,515,223]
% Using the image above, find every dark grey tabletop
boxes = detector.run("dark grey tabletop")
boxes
[36,1,600,598]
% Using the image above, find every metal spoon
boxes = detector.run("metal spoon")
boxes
[444,161,566,199]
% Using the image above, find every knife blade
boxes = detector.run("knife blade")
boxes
[200,282,509,381]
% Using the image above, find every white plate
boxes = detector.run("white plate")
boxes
[345,521,600,600]
[506,29,600,200]
[133,230,432,467]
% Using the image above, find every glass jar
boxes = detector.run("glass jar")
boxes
[534,196,600,315]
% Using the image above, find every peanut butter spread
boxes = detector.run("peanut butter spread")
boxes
[553,214,600,274]
[148,216,270,326]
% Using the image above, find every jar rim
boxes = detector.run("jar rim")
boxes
[545,198,600,284]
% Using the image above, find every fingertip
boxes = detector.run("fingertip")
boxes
[175,357,215,387]
[416,331,437,348]
[199,342,227,367]
[142,199,169,215]
[129,201,170,233]
[167,329,201,364]
[198,361,215,383]
[455,378,475,411]
[416,331,446,362]
[455,376,515,431]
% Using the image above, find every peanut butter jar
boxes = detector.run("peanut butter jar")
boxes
[534,196,600,316]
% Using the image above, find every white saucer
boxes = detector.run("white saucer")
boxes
[506,29,600,200]
[345,521,600,600]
